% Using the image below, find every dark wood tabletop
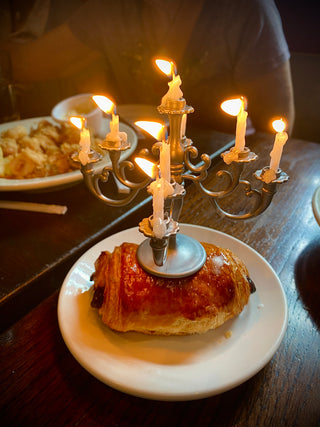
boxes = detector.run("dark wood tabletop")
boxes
[1,127,320,426]
[0,127,232,331]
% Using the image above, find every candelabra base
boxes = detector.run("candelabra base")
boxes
[136,234,206,278]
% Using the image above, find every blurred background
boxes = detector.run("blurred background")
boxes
[0,0,104,120]
[275,0,320,142]
[1,0,319,141]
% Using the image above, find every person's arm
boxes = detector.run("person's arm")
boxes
[4,23,102,83]
[243,60,295,135]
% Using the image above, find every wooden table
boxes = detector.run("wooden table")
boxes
[0,128,232,331]
[1,129,320,426]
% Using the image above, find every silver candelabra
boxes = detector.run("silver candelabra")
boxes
[73,96,288,277]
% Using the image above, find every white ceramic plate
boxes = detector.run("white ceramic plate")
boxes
[312,186,320,226]
[57,224,288,401]
[0,116,137,192]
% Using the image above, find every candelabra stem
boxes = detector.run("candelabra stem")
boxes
[158,99,194,185]
[149,237,168,266]
[168,113,185,184]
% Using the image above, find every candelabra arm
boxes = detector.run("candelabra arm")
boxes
[181,146,211,182]
[81,163,146,206]
[79,148,151,207]
[213,174,286,220]
[108,150,151,190]
[191,161,245,199]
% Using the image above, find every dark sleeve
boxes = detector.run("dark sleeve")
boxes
[225,0,290,82]
[67,0,117,54]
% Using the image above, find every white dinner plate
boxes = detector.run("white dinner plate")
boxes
[0,116,137,192]
[58,224,288,401]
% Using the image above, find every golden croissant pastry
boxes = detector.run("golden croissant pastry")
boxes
[91,242,255,335]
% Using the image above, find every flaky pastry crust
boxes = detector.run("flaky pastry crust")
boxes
[91,242,255,335]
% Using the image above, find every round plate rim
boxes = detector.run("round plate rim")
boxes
[57,224,288,401]
[0,116,137,191]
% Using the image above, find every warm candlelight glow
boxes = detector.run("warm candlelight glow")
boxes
[135,121,165,140]
[149,177,174,238]
[221,97,247,153]
[137,155,173,238]
[181,113,187,138]
[156,58,182,105]
[272,118,286,133]
[70,116,84,129]
[220,98,243,116]
[155,58,176,77]
[92,95,115,114]
[135,121,170,182]
[135,157,158,178]
[161,75,183,106]
[70,116,91,165]
[92,95,127,146]
[269,117,288,174]
[109,114,119,134]
[150,179,164,217]
[160,141,170,182]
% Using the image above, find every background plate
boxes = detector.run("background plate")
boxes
[58,224,288,401]
[0,116,137,191]
[312,186,320,226]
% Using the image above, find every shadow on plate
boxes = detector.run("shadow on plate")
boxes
[294,237,320,329]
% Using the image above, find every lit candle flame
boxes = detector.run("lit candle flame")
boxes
[155,58,176,78]
[267,117,288,178]
[70,116,91,165]
[135,157,158,178]
[135,120,166,140]
[272,118,286,133]
[220,98,244,116]
[92,95,115,114]
[221,97,247,153]
[70,116,84,129]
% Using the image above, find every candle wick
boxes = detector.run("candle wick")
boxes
[240,96,246,112]
[170,62,176,80]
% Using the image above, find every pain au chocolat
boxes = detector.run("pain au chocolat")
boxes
[91,242,255,335]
